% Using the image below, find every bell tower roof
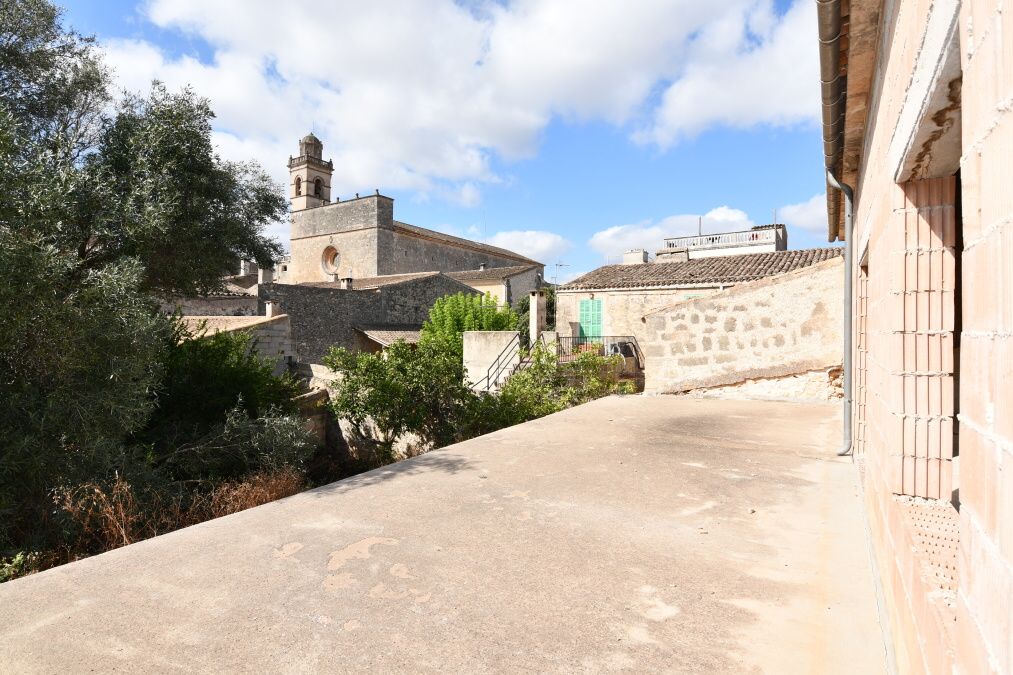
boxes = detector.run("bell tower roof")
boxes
[298,132,323,159]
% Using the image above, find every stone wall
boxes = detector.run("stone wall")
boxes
[679,367,843,403]
[260,274,476,364]
[162,295,258,316]
[505,267,542,306]
[463,331,520,391]
[182,315,295,375]
[639,257,843,394]
[289,224,382,283]
[555,285,724,341]
[379,227,532,276]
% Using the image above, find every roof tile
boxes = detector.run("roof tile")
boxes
[559,248,843,291]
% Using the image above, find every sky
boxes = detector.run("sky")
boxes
[60,0,837,282]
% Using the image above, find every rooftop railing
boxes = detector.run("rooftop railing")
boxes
[664,229,778,249]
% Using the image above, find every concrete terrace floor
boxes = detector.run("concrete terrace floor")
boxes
[0,397,888,673]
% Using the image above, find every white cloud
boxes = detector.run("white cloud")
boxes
[778,193,827,232]
[638,0,819,147]
[588,207,754,257]
[98,0,818,209]
[552,268,588,285]
[485,230,573,263]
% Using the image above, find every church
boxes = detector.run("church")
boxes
[278,133,542,286]
[168,134,545,367]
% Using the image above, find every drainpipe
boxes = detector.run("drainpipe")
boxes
[827,170,854,457]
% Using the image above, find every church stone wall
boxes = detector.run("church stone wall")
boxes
[289,227,381,283]
[287,196,394,283]
[379,228,531,276]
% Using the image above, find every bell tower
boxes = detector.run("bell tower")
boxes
[288,133,333,211]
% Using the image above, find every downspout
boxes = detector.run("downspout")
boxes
[818,0,854,457]
[827,170,854,457]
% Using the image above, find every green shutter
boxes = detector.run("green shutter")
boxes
[578,299,602,338]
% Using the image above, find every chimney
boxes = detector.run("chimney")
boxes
[257,266,274,284]
[622,249,649,265]
[339,277,353,290]
[529,289,547,342]
[655,246,689,263]
[264,300,279,318]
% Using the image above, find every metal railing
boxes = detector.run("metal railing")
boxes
[554,336,644,372]
[474,333,522,392]
[664,229,777,250]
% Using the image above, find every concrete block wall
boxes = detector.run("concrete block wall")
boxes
[637,257,843,394]
[463,331,520,391]
[955,0,1013,670]
[845,0,1011,669]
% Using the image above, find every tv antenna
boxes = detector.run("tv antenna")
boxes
[553,261,570,285]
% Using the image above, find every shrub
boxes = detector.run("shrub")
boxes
[151,405,316,483]
[326,336,633,466]
[324,339,473,461]
[137,324,306,479]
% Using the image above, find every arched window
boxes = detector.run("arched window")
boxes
[322,246,340,276]
[295,176,302,196]
[314,177,322,198]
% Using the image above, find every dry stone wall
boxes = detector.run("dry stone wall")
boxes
[641,257,843,394]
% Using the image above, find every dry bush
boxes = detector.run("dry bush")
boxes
[204,467,305,518]
[51,468,305,570]
[55,475,150,552]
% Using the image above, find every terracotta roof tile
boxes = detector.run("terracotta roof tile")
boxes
[355,325,423,346]
[446,264,539,282]
[559,247,843,291]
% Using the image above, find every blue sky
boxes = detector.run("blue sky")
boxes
[60,0,836,281]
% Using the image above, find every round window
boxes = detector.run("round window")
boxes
[321,246,340,275]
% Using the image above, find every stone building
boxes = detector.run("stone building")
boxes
[445,264,543,306]
[818,0,1012,670]
[284,134,540,285]
[168,134,543,365]
[556,247,842,342]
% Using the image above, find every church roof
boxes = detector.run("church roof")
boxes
[446,264,540,282]
[559,247,843,291]
[392,221,540,265]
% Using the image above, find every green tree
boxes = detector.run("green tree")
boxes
[0,108,172,547]
[324,340,474,461]
[420,292,519,362]
[74,85,286,296]
[0,0,109,155]
[0,0,294,557]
